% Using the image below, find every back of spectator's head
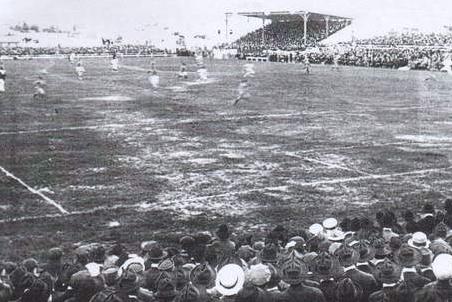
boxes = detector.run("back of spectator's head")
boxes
[423,203,435,214]
[445,198,452,213]
[216,224,231,240]
[335,278,362,302]
[403,210,415,221]
[48,247,63,261]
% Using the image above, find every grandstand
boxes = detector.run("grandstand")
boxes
[234,11,352,54]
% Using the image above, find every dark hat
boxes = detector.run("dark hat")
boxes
[335,278,362,302]
[334,245,359,267]
[373,238,391,258]
[403,210,415,221]
[312,252,341,279]
[375,258,401,284]
[178,283,200,302]
[352,240,375,262]
[194,231,212,244]
[90,244,106,263]
[280,251,308,285]
[260,243,278,263]
[445,198,452,213]
[148,245,168,262]
[395,244,423,267]
[216,224,231,240]
[22,258,39,273]
[350,217,362,232]
[179,236,196,249]
[155,276,177,299]
[48,247,64,261]
[423,203,435,214]
[190,263,216,287]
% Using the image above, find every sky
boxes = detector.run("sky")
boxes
[1,0,452,47]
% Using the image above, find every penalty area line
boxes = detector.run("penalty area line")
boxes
[0,166,69,214]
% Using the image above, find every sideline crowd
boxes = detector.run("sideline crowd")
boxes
[1,200,452,301]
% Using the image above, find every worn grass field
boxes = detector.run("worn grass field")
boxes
[1,56,452,260]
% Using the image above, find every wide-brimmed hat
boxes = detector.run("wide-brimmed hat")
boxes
[147,245,168,262]
[312,252,341,279]
[309,223,324,235]
[395,244,423,267]
[373,238,392,258]
[374,258,401,284]
[190,263,216,287]
[432,253,452,280]
[247,263,271,286]
[215,264,245,296]
[334,245,359,267]
[280,251,309,285]
[118,257,145,277]
[323,218,338,230]
[351,240,375,262]
[408,232,431,249]
[328,229,346,242]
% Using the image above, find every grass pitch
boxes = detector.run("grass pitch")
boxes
[1,57,452,259]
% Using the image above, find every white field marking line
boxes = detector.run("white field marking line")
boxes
[0,166,69,214]
[296,155,372,176]
[292,167,451,187]
[0,113,299,136]
[0,122,158,136]
[0,186,290,224]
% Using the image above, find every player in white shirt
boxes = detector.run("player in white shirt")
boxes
[111,53,119,72]
[0,65,6,93]
[75,61,86,80]
[197,65,208,82]
[148,69,160,91]
[233,79,250,106]
[178,63,188,79]
[33,76,47,99]
[304,56,311,74]
[332,53,341,70]
[69,52,76,64]
[243,63,255,78]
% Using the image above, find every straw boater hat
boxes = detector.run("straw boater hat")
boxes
[118,257,145,277]
[395,244,423,267]
[309,223,324,236]
[215,264,245,296]
[374,258,402,284]
[408,232,431,249]
[247,263,272,286]
[431,253,452,280]
[323,218,338,231]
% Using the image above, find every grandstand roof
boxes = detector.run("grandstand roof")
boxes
[237,11,352,22]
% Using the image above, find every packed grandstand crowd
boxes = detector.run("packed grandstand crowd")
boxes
[0,200,452,301]
[0,45,168,57]
[234,19,350,52]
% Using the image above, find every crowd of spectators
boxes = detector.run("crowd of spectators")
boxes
[355,32,452,47]
[235,19,349,55]
[0,45,168,57]
[1,200,452,301]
